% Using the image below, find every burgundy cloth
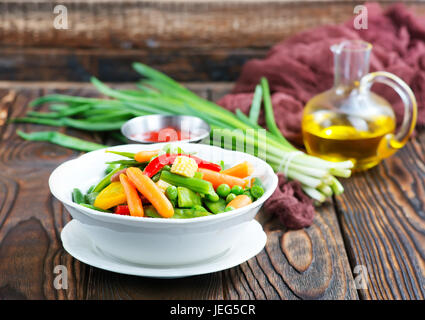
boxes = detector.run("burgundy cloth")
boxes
[217,2,425,147]
[265,173,315,229]
[217,2,425,229]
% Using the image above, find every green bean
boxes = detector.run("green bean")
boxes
[105,150,136,159]
[106,160,144,166]
[206,192,220,202]
[173,208,211,219]
[79,203,112,213]
[204,198,226,214]
[16,130,107,152]
[160,171,214,195]
[105,164,117,174]
[72,188,85,204]
[177,187,202,208]
[92,166,123,193]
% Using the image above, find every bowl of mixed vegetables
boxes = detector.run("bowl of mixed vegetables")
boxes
[49,143,278,265]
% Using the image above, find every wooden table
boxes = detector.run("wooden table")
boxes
[0,81,424,300]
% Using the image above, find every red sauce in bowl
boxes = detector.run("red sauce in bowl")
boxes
[131,127,192,143]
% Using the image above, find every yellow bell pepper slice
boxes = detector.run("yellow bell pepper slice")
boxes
[93,181,127,210]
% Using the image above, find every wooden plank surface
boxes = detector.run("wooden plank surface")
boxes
[335,133,425,299]
[0,81,358,300]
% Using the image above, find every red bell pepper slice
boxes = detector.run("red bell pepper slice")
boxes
[114,205,130,215]
[143,153,221,178]
[191,155,222,172]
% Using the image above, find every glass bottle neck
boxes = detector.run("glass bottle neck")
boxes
[332,41,371,90]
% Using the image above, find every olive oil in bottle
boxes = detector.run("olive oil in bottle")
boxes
[302,108,396,171]
[301,40,416,171]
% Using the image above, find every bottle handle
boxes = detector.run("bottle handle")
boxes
[359,71,417,158]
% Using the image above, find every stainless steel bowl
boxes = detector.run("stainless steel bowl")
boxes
[121,115,211,144]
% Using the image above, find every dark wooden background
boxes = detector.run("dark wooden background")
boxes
[0,0,424,300]
[1,0,425,82]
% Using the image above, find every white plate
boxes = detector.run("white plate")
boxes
[61,219,267,279]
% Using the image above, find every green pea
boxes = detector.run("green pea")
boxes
[225,193,237,204]
[165,186,178,201]
[224,206,234,212]
[216,184,231,198]
[251,184,265,199]
[243,189,253,200]
[231,185,244,195]
[105,163,117,175]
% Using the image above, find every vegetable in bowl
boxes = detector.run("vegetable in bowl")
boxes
[49,142,277,265]
[72,144,266,219]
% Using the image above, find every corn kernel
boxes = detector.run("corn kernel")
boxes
[156,179,172,193]
[170,156,198,178]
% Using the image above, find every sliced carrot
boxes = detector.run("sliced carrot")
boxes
[126,167,174,218]
[134,149,160,163]
[226,194,252,209]
[119,174,144,217]
[198,168,247,190]
[221,161,254,178]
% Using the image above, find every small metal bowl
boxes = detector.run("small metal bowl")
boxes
[121,115,211,144]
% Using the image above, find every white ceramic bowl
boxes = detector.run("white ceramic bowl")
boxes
[49,143,278,266]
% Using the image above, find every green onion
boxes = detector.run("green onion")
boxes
[17,130,107,152]
[249,84,263,124]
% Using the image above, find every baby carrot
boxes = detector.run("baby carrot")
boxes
[126,167,174,218]
[198,168,247,190]
[226,194,252,209]
[119,174,144,217]
[221,161,254,178]
[134,149,160,163]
